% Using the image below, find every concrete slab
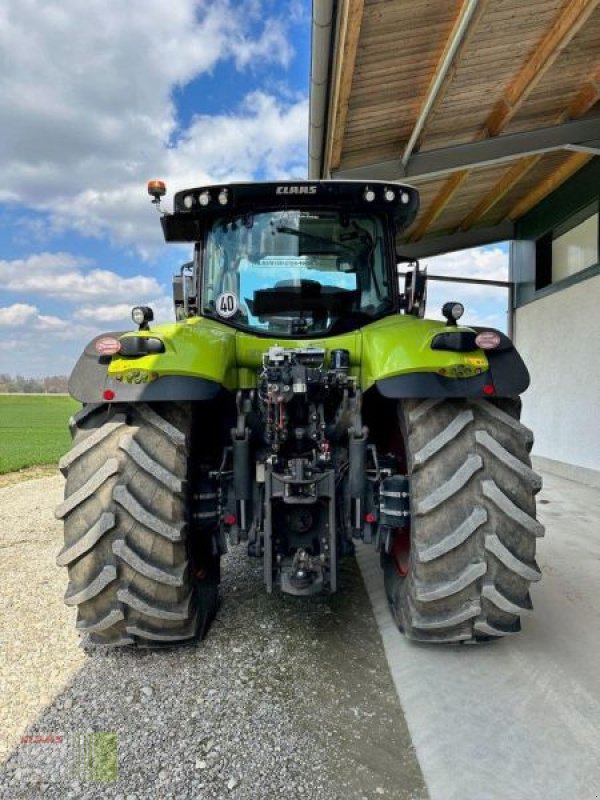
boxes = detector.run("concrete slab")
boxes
[357,469,600,800]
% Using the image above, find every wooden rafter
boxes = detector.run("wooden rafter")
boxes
[326,0,365,174]
[408,171,469,241]
[458,157,540,231]
[409,0,600,242]
[565,66,600,118]
[507,152,592,220]
[458,65,600,230]
[413,0,489,151]
[484,0,600,137]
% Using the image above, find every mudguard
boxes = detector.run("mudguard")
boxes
[376,328,530,398]
[68,332,221,404]
[69,317,528,404]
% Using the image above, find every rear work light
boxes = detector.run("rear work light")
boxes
[94,337,121,356]
[475,331,501,350]
[363,187,376,202]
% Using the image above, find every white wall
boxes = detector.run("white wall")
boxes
[514,273,600,473]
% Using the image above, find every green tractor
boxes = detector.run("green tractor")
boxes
[56,179,543,647]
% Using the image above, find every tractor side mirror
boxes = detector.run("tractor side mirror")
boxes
[398,259,427,317]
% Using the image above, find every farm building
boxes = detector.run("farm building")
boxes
[309,0,600,485]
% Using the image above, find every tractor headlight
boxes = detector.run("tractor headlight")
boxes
[182,194,194,209]
[218,189,229,205]
[384,188,395,202]
[198,191,211,206]
[132,306,154,330]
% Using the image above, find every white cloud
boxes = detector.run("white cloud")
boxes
[0,303,39,326]
[73,304,140,323]
[74,294,174,324]
[42,91,309,256]
[409,245,510,331]
[231,18,294,69]
[0,1,307,253]
[0,1,308,376]
[0,249,177,375]
[0,318,102,376]
[169,92,308,181]
[422,246,508,290]
[35,314,70,331]
[426,279,509,331]
[0,294,177,375]
[0,252,163,302]
[0,302,95,335]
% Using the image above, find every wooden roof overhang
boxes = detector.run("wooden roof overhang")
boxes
[309,0,600,257]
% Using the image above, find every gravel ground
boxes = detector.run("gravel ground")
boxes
[0,474,427,800]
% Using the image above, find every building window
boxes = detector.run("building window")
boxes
[535,207,599,291]
[551,213,598,282]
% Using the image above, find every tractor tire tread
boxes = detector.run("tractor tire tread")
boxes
[57,402,217,647]
[385,397,543,643]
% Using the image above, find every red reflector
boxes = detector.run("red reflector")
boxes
[95,337,121,355]
[364,512,377,524]
[103,389,115,401]
[475,331,501,350]
[224,513,237,526]
[482,384,495,396]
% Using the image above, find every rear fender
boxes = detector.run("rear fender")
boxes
[375,326,529,398]
[68,328,224,404]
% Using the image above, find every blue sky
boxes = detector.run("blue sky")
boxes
[0,0,506,377]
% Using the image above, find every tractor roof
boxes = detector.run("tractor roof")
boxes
[160,180,419,242]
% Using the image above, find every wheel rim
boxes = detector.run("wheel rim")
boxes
[391,525,411,577]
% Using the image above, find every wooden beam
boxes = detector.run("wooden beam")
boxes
[458,156,540,231]
[507,152,592,221]
[458,64,600,230]
[484,0,600,137]
[411,0,600,241]
[565,66,600,119]
[414,0,489,149]
[400,221,515,259]
[326,0,365,173]
[408,170,469,242]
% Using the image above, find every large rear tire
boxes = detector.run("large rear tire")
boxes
[56,402,219,647]
[383,398,544,643]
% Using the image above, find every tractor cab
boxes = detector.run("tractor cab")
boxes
[152,180,423,336]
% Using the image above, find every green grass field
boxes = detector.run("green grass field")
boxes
[0,395,80,474]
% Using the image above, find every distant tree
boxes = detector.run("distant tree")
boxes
[44,375,69,393]
[0,374,70,393]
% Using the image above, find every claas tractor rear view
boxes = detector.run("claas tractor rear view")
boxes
[56,179,544,648]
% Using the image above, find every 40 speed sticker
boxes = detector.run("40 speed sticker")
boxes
[216,292,239,318]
